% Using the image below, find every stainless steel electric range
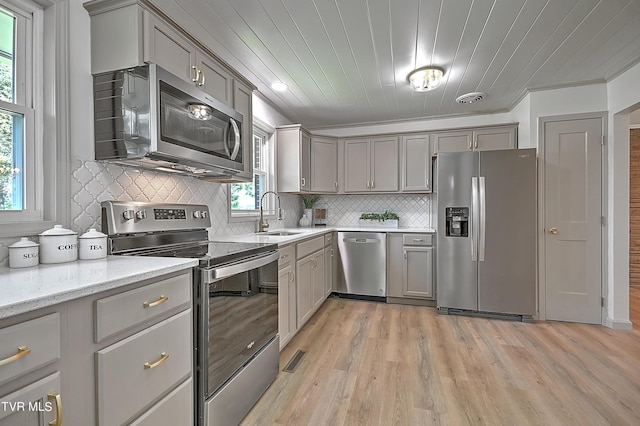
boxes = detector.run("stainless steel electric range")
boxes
[101,201,279,426]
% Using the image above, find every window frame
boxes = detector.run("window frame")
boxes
[0,0,70,237]
[228,120,276,223]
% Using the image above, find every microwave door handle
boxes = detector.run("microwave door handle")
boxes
[229,118,241,160]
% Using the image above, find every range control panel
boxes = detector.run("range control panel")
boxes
[101,201,211,235]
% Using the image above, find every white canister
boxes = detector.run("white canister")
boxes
[8,238,39,268]
[78,228,107,260]
[39,225,78,264]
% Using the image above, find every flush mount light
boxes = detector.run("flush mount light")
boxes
[407,66,445,92]
[188,104,212,120]
[271,81,288,92]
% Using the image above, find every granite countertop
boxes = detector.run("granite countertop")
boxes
[0,256,198,320]
[213,226,436,246]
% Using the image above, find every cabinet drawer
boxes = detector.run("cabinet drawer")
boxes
[0,313,60,386]
[95,272,191,343]
[296,236,324,259]
[278,245,294,270]
[402,234,433,246]
[130,377,193,426]
[324,233,334,247]
[96,309,192,426]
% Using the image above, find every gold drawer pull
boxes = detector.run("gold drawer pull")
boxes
[47,391,62,426]
[144,352,169,369]
[0,346,31,367]
[143,295,168,308]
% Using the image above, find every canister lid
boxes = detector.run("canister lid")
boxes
[39,224,77,236]
[79,228,107,239]
[9,237,39,248]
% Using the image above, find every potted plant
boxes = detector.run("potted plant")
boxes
[359,210,399,228]
[299,194,321,227]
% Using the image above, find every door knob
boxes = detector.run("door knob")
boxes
[548,227,558,234]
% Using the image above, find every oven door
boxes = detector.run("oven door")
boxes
[197,251,279,399]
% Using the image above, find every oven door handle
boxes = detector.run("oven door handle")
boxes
[202,251,279,283]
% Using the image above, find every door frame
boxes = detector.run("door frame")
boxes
[537,112,608,323]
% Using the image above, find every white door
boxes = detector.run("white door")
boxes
[544,117,602,323]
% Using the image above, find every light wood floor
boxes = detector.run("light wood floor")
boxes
[242,298,640,426]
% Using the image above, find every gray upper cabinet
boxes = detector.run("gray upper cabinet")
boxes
[276,125,311,193]
[311,137,338,193]
[343,136,399,193]
[432,125,517,153]
[401,133,433,192]
[196,51,233,107]
[143,11,197,85]
[225,79,253,182]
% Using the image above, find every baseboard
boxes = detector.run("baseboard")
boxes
[604,317,633,330]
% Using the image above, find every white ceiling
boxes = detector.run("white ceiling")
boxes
[162,0,640,129]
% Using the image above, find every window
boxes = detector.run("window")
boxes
[0,0,69,237]
[229,125,275,220]
[0,3,31,211]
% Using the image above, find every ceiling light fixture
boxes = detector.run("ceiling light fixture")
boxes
[407,66,445,92]
[271,81,288,92]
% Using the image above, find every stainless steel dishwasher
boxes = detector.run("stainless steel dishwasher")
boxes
[336,232,386,301]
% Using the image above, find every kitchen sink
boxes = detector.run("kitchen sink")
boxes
[261,230,303,236]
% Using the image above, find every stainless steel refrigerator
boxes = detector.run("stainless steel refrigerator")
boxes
[436,148,536,320]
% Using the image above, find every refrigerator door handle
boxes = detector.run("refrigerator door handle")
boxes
[471,177,478,261]
[479,176,486,262]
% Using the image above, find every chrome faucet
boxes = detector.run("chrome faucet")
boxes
[259,191,283,232]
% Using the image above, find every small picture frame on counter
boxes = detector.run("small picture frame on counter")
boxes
[313,207,328,226]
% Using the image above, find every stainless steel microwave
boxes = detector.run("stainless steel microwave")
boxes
[93,64,244,178]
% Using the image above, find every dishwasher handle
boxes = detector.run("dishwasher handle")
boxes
[343,237,381,244]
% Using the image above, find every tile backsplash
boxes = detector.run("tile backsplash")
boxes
[70,160,300,237]
[312,194,430,228]
[0,161,431,265]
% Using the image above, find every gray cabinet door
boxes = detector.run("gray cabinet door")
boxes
[432,130,473,153]
[143,12,196,83]
[296,256,314,327]
[301,131,311,192]
[401,134,431,192]
[370,137,399,191]
[197,51,232,106]
[474,126,517,151]
[403,246,434,299]
[278,265,294,349]
[0,372,62,426]
[312,251,326,310]
[311,137,338,193]
[343,139,370,192]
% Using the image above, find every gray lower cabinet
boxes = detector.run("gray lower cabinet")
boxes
[278,245,297,350]
[0,311,63,426]
[387,233,436,305]
[295,236,326,329]
[324,233,336,297]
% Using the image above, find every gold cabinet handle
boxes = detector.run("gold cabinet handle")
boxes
[47,391,62,426]
[144,352,169,369]
[0,346,31,367]
[548,227,559,235]
[143,295,168,308]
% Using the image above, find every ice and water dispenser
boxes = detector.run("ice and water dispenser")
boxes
[445,207,469,237]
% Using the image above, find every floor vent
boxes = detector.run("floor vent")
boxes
[283,350,306,373]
